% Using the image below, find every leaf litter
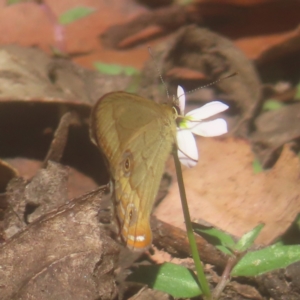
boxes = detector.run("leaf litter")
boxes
[1,0,300,299]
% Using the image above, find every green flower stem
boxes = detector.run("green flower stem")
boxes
[172,146,211,298]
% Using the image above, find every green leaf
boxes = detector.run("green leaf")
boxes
[295,213,300,230]
[176,0,194,5]
[262,99,284,111]
[59,6,95,25]
[215,245,234,255]
[272,240,285,246]
[234,224,264,252]
[252,159,263,174]
[232,244,300,277]
[7,0,24,4]
[127,263,202,298]
[193,223,235,254]
[94,62,139,76]
[295,82,300,100]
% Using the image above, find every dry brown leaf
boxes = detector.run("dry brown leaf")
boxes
[236,25,300,63]
[0,1,148,69]
[128,287,170,300]
[4,158,98,200]
[251,103,300,168]
[155,138,300,245]
[0,187,119,300]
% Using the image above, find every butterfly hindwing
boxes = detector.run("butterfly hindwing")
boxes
[91,91,176,250]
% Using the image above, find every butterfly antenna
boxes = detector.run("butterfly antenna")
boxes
[148,46,170,99]
[184,72,237,96]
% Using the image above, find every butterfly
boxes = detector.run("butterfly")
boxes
[90,91,177,251]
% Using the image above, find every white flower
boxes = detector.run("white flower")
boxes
[176,85,229,168]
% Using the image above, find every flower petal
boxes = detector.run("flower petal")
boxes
[177,85,185,115]
[177,129,198,168]
[190,118,228,137]
[186,101,228,120]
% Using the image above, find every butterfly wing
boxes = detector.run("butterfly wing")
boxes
[91,92,176,250]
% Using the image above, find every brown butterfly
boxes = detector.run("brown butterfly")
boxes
[90,91,177,251]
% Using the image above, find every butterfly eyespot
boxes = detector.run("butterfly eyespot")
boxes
[122,150,133,176]
[125,158,130,171]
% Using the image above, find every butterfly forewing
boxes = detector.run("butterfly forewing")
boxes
[91,91,176,250]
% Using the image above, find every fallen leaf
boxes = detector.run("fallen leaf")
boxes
[0,187,119,300]
[155,138,300,245]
